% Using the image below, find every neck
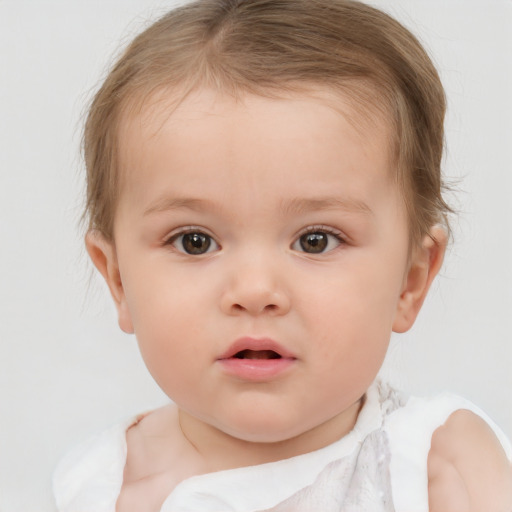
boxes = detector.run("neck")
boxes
[177,397,364,474]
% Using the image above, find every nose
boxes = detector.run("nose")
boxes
[220,253,291,316]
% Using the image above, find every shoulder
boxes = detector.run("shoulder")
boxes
[53,417,136,512]
[123,403,179,481]
[427,409,512,512]
[118,404,202,512]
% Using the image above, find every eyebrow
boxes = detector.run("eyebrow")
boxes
[143,195,373,217]
[144,197,218,216]
[280,197,373,217]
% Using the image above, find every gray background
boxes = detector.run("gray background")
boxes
[1,0,511,510]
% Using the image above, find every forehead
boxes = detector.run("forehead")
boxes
[113,87,407,244]
[116,85,396,182]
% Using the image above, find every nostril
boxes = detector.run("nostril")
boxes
[222,290,290,316]
[231,303,278,313]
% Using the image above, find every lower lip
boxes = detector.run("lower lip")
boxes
[217,357,296,381]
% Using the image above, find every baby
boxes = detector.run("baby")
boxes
[53,0,512,511]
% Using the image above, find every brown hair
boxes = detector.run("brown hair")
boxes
[83,0,451,245]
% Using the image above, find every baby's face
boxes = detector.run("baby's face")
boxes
[106,88,417,443]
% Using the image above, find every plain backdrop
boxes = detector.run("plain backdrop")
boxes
[1,0,511,510]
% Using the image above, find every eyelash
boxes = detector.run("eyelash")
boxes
[163,225,346,256]
[164,227,220,255]
[292,225,346,254]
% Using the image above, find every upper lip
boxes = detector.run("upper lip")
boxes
[218,337,296,360]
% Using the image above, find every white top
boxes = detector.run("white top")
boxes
[53,381,512,512]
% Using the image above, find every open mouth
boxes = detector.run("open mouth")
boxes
[233,349,282,360]
[218,338,295,380]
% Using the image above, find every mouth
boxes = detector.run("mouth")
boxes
[218,337,296,361]
[233,349,282,360]
[217,337,296,381]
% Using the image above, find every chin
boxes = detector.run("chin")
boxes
[224,427,302,445]
[214,412,313,445]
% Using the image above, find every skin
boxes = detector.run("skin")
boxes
[86,88,511,511]
[428,410,512,511]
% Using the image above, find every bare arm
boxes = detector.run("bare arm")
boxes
[428,409,512,512]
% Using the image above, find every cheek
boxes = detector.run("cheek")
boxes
[300,255,404,362]
[122,254,205,327]
[304,258,403,326]
[120,265,210,379]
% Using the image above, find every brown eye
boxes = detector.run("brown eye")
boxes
[299,232,328,253]
[293,229,343,254]
[171,232,218,255]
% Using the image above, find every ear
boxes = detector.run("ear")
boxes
[85,230,134,334]
[392,225,447,333]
